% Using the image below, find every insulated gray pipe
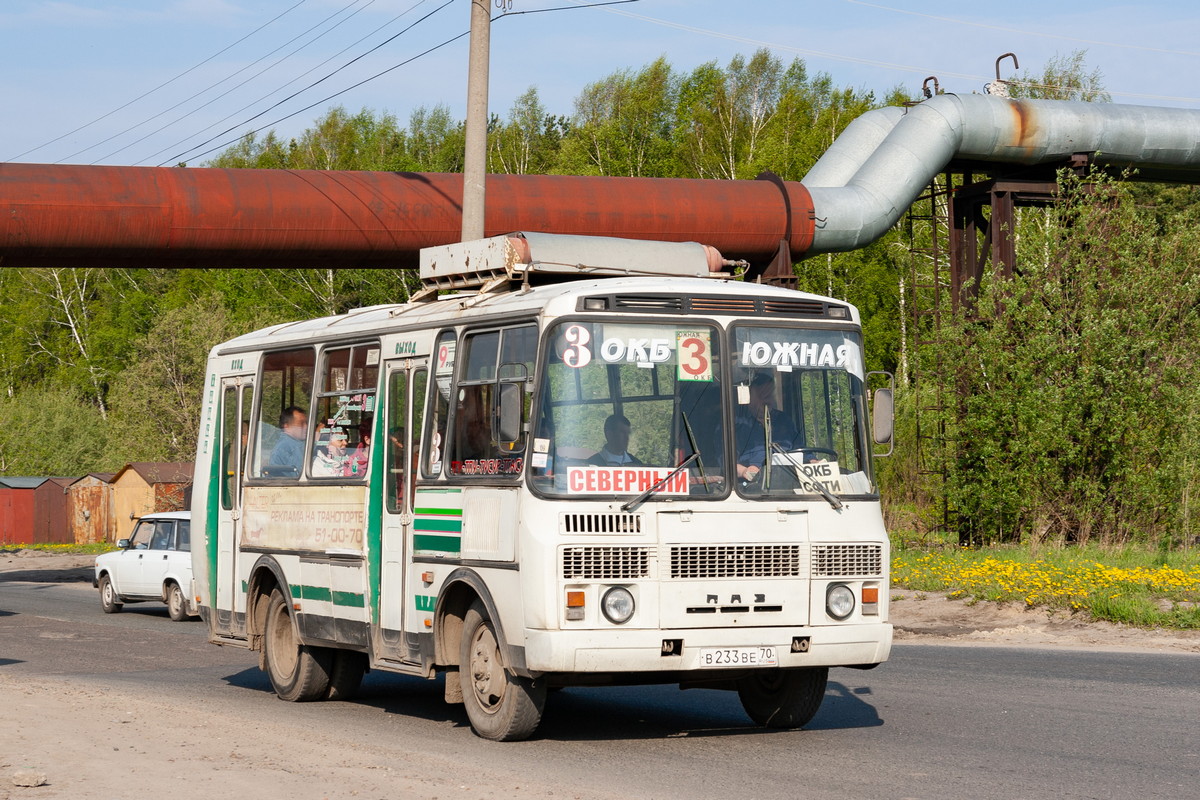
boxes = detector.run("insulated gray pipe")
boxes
[802,93,1200,254]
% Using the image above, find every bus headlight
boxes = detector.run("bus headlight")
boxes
[826,583,855,620]
[601,586,635,625]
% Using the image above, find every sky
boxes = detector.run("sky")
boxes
[4,0,1199,167]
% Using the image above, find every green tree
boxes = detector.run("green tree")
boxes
[107,296,236,463]
[555,57,677,177]
[935,170,1200,545]
[0,387,110,474]
[1005,50,1110,102]
[490,87,566,175]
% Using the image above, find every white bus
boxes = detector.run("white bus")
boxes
[192,232,894,741]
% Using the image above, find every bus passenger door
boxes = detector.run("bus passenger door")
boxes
[376,360,426,664]
[217,379,253,632]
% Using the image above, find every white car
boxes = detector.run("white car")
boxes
[93,511,197,621]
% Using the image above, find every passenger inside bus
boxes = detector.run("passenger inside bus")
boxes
[268,406,309,475]
[347,418,372,477]
[587,414,643,466]
[311,427,350,477]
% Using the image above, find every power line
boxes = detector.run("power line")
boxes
[62,0,375,164]
[10,0,311,162]
[138,0,435,167]
[162,0,459,166]
[168,0,636,166]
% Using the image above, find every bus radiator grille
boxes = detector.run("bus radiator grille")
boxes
[560,512,643,534]
[562,546,652,580]
[669,545,802,579]
[811,544,884,577]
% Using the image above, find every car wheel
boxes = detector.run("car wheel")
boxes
[166,582,187,621]
[459,600,545,741]
[99,574,123,614]
[737,666,828,728]
[263,589,332,702]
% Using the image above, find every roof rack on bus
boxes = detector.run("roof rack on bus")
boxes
[412,232,748,301]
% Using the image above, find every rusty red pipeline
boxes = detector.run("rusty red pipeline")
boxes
[0,163,814,269]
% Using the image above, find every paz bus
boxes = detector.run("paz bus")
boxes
[191,232,895,741]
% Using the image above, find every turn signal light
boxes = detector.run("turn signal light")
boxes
[862,585,879,616]
[566,590,585,621]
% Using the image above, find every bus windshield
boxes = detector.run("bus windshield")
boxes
[530,321,727,498]
[731,325,875,498]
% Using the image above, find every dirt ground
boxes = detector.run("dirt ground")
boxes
[2,548,1198,799]
[4,548,1198,654]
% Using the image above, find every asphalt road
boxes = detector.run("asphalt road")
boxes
[2,576,1197,799]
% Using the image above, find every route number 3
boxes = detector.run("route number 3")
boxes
[677,332,712,382]
[561,325,592,368]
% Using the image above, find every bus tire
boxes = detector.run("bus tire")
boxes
[264,589,332,702]
[737,666,828,728]
[166,582,187,621]
[325,650,367,701]
[99,574,122,614]
[460,600,545,741]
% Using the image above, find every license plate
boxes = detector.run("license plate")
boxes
[697,646,778,667]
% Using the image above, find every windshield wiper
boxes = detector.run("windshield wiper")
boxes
[621,452,699,512]
[679,410,710,494]
[770,443,844,510]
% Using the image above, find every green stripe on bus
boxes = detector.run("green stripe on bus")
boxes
[296,584,365,608]
[415,487,463,494]
[413,534,461,553]
[413,507,463,517]
[414,518,463,533]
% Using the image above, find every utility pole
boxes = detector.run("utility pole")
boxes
[461,0,491,241]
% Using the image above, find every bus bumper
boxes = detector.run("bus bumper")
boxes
[522,622,892,673]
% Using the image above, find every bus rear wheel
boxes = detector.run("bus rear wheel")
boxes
[263,590,332,702]
[325,650,367,701]
[460,600,545,741]
[737,666,828,728]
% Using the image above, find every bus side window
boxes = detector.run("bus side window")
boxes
[424,331,455,478]
[252,348,316,480]
[311,342,379,480]
[449,324,535,478]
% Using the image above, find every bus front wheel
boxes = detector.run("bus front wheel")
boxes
[263,590,332,702]
[737,666,828,728]
[460,600,545,741]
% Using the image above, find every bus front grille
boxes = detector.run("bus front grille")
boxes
[811,544,884,577]
[562,546,652,580]
[561,512,643,534]
[670,545,802,579]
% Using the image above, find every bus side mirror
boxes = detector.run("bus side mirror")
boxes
[866,370,894,457]
[872,388,894,447]
[497,383,523,444]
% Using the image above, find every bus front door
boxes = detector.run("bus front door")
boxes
[217,378,253,633]
[375,360,427,666]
